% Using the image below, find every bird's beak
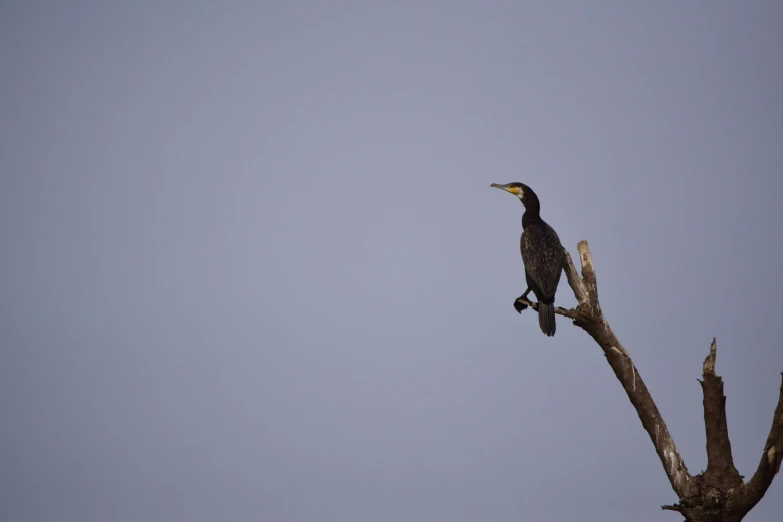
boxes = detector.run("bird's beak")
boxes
[490,183,519,196]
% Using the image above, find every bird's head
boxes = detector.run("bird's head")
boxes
[490,182,539,210]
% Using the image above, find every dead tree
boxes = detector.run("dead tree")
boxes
[515,241,783,522]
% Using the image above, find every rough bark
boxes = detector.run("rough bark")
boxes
[699,340,742,485]
[515,241,783,521]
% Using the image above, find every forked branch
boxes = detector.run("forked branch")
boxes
[554,241,693,499]
[546,241,782,521]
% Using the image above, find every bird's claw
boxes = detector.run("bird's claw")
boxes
[514,298,528,313]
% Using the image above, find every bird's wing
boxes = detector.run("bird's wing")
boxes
[521,224,564,300]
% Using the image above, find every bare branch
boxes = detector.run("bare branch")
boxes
[576,240,598,302]
[737,373,783,514]
[700,338,742,485]
[661,503,684,512]
[513,297,581,321]
[562,248,588,306]
[702,339,716,375]
[517,239,783,519]
[562,241,694,499]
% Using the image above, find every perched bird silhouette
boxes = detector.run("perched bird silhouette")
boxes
[491,182,564,336]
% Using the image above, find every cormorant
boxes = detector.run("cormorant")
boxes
[491,182,564,337]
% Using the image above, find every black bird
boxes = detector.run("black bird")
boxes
[491,182,564,337]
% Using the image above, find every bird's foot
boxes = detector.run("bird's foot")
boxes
[514,296,528,313]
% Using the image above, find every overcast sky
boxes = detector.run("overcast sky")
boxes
[2,2,783,521]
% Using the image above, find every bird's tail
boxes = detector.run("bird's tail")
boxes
[538,302,556,337]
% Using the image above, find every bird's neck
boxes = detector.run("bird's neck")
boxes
[522,209,542,229]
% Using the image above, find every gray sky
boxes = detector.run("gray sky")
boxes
[2,2,783,521]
